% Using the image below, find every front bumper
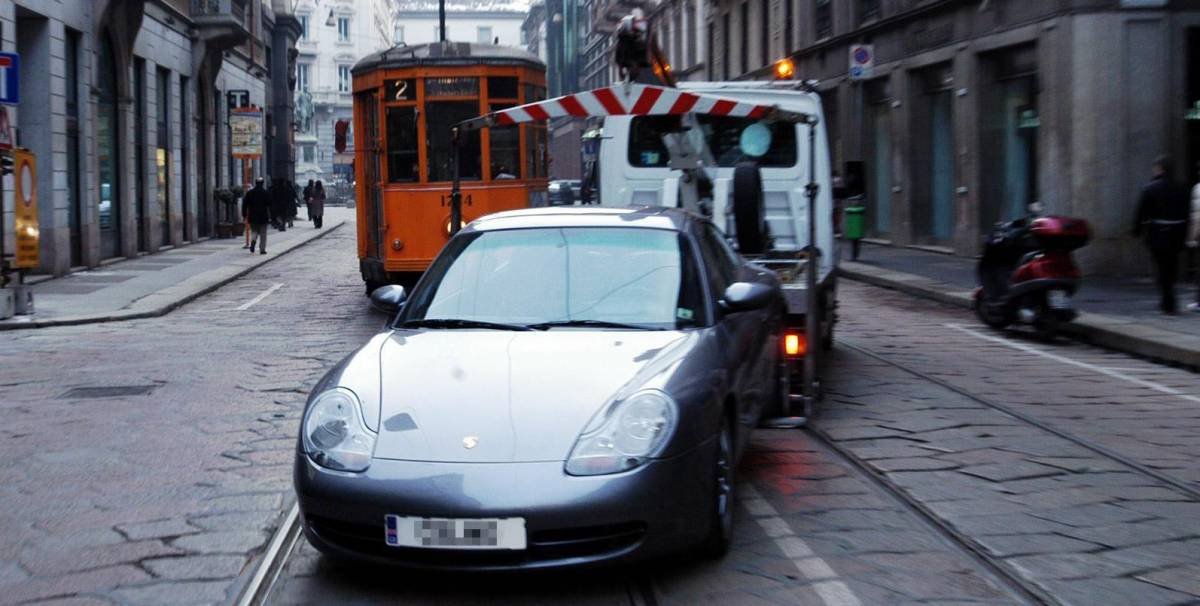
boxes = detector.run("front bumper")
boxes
[294,442,715,571]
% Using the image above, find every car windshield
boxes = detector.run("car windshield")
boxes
[402,227,705,330]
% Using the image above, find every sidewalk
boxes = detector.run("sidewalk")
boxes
[0,207,351,330]
[839,242,1200,368]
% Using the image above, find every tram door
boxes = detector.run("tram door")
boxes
[358,91,384,260]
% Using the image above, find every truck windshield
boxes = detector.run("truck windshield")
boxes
[401,227,705,330]
[629,115,797,168]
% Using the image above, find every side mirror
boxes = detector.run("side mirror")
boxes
[720,282,775,313]
[369,284,407,314]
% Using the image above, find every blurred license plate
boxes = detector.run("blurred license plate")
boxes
[385,515,526,550]
[1048,290,1071,309]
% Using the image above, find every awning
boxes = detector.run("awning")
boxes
[457,83,812,131]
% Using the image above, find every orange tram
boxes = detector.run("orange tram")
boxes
[350,42,549,292]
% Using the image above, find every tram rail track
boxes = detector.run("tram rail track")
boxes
[806,336,1200,606]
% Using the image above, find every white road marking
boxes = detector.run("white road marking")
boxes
[946,323,1200,404]
[236,283,284,311]
[740,484,863,606]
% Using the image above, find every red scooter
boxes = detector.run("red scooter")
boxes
[974,213,1091,340]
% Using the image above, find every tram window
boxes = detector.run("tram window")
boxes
[488,77,519,100]
[490,104,521,180]
[523,83,546,102]
[428,101,482,182]
[386,106,419,182]
[525,124,548,178]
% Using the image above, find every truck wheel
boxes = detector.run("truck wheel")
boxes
[365,280,384,296]
[732,162,766,255]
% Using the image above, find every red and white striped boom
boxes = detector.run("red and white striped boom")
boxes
[457,83,811,131]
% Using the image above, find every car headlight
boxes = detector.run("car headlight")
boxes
[565,390,678,476]
[302,388,376,472]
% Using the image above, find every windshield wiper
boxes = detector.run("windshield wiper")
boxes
[398,318,534,331]
[526,319,665,331]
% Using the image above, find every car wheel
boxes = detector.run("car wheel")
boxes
[702,414,735,558]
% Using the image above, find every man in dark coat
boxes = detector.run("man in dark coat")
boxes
[1133,155,1190,314]
[243,178,273,255]
[270,178,292,231]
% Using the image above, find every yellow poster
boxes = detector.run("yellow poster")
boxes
[13,148,37,268]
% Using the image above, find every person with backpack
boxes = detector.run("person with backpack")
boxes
[242,178,273,254]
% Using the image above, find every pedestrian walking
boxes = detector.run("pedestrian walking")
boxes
[270,178,291,232]
[1188,161,1200,313]
[303,180,314,221]
[309,180,326,229]
[1133,155,1190,314]
[243,177,273,254]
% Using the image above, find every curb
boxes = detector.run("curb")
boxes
[839,261,1200,370]
[0,221,345,331]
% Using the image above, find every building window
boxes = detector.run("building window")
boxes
[394,25,404,44]
[859,0,880,23]
[815,0,832,39]
[66,29,83,264]
[303,144,315,163]
[298,63,309,91]
[721,13,729,79]
[299,15,309,40]
[761,0,769,67]
[685,2,694,66]
[156,67,172,248]
[337,17,350,41]
[785,0,793,53]
[338,64,351,93]
[477,26,493,44]
[739,2,748,74]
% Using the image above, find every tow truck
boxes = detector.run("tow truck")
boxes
[448,12,837,423]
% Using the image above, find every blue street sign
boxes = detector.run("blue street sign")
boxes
[0,52,18,105]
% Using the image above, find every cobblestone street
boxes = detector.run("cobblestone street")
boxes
[1,218,1198,605]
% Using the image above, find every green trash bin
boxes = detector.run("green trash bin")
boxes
[843,205,866,260]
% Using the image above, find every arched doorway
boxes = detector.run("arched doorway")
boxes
[97,32,122,259]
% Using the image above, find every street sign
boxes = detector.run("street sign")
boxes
[230,107,263,158]
[0,52,19,105]
[849,44,874,81]
[0,106,12,150]
[13,148,38,268]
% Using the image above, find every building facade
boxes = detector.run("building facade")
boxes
[703,0,1200,274]
[0,0,300,278]
[294,0,394,191]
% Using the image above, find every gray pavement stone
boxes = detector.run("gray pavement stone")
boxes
[171,530,269,554]
[973,533,1103,558]
[115,519,201,541]
[108,580,231,606]
[142,554,249,580]
[5,565,151,604]
[1036,576,1194,606]
[1056,519,1200,549]
[959,461,1067,483]
[1136,564,1200,597]
[19,540,183,576]
[1004,552,1148,580]
[1028,503,1156,528]
[870,456,961,472]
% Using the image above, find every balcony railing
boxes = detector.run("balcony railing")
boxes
[191,0,251,48]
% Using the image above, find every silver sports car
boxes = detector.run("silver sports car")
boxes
[294,206,785,570]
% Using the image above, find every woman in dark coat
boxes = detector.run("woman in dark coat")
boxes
[303,179,315,221]
[309,180,327,228]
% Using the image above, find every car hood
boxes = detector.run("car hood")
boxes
[372,329,693,463]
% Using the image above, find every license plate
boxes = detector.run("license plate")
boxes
[385,515,526,550]
[1048,290,1070,309]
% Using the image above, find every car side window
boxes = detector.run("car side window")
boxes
[703,224,740,283]
[695,229,728,302]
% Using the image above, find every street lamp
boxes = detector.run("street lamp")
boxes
[325,9,335,26]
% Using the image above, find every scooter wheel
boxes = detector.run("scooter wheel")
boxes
[975,299,1012,329]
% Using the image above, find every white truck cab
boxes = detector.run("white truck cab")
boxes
[597,81,836,283]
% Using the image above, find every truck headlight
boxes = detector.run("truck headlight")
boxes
[302,388,376,472]
[565,390,677,476]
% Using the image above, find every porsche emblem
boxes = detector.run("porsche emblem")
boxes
[462,436,479,449]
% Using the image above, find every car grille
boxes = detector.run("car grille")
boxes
[307,515,646,567]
